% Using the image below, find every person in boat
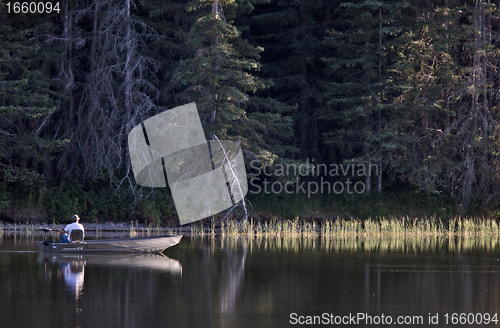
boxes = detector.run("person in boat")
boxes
[61,214,85,243]
[58,229,69,243]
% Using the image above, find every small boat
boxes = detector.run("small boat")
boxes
[37,235,183,254]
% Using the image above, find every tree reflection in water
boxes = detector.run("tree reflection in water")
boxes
[0,234,499,328]
[220,242,247,315]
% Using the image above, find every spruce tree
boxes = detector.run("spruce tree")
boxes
[139,0,196,107]
[390,1,500,207]
[172,0,297,165]
[250,0,334,161]
[387,0,466,195]
[322,0,410,193]
[0,6,63,194]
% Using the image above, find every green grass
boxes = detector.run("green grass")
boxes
[189,218,500,253]
[187,217,500,238]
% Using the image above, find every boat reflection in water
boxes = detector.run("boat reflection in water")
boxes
[38,252,182,300]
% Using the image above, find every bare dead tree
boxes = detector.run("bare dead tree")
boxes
[55,0,161,192]
[213,135,249,223]
[434,0,500,207]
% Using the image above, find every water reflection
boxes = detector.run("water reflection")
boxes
[223,234,500,253]
[37,252,182,308]
[38,253,182,273]
[61,259,85,299]
[33,252,183,327]
[219,239,247,315]
[183,237,249,328]
[0,234,499,328]
[192,236,500,328]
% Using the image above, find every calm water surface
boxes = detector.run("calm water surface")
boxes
[0,232,499,327]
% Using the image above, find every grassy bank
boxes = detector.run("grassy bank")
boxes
[1,179,499,231]
[2,216,499,238]
[188,217,500,238]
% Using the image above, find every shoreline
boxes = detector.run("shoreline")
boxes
[1,217,500,237]
[0,222,190,232]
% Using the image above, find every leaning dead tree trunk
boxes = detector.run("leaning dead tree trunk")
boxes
[214,135,249,223]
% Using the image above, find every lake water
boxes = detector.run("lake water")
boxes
[0,232,499,327]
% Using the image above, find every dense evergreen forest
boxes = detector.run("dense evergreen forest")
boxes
[1,0,500,224]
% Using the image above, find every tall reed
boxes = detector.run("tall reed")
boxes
[195,217,500,239]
